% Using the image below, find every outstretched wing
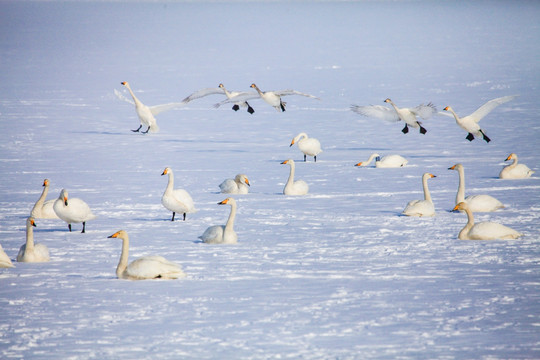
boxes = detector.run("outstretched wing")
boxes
[181,87,225,103]
[213,92,259,108]
[350,104,400,122]
[273,90,321,100]
[149,102,187,116]
[411,102,437,119]
[470,95,518,123]
[114,89,134,105]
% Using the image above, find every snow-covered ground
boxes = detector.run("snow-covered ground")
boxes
[1,1,539,358]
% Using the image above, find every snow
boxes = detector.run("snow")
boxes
[1,0,540,358]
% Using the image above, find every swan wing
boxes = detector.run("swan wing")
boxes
[172,189,196,212]
[181,87,225,103]
[127,256,185,279]
[465,195,504,212]
[149,102,186,116]
[0,245,14,268]
[469,95,518,123]
[351,105,400,122]
[219,179,238,194]
[114,89,135,105]
[410,103,437,119]
[273,90,320,100]
[199,225,225,243]
[469,222,522,240]
[214,92,259,107]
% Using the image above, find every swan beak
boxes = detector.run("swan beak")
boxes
[161,168,168,176]
[31,219,36,227]
[448,165,456,170]
[121,81,126,85]
[64,196,68,206]
[218,199,229,205]
[505,155,512,161]
[290,139,295,146]
[384,98,391,103]
[355,162,362,167]
[430,174,437,178]
[443,106,449,111]
[108,232,119,239]
[452,204,460,212]
[245,179,250,186]
[250,84,256,88]
[281,160,289,165]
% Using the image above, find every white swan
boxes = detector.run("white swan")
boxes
[290,132,322,162]
[351,98,436,134]
[402,173,436,217]
[116,81,185,133]
[0,243,14,268]
[355,153,408,168]
[182,83,256,114]
[17,217,50,263]
[199,198,238,244]
[161,167,196,221]
[281,159,309,195]
[448,163,504,212]
[443,95,518,142]
[53,189,96,233]
[499,153,535,179]
[219,174,250,194]
[453,202,522,240]
[108,230,185,280]
[30,179,59,219]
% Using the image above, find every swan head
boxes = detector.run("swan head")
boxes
[43,179,50,187]
[161,167,172,176]
[250,83,259,90]
[108,230,127,240]
[27,217,36,228]
[281,159,294,165]
[236,174,250,186]
[218,198,235,205]
[121,81,129,86]
[448,163,462,171]
[354,162,363,167]
[384,98,392,103]
[59,189,69,206]
[218,83,225,88]
[505,153,517,161]
[423,173,436,180]
[443,106,452,111]
[453,202,468,212]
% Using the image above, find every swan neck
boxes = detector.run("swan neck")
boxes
[286,162,296,187]
[117,236,130,279]
[26,221,35,251]
[459,207,475,240]
[366,153,378,165]
[31,184,49,215]
[455,167,466,203]
[165,171,174,193]
[422,175,432,202]
[224,202,237,233]
[125,84,142,106]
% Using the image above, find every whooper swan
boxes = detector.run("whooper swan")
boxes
[281,159,309,196]
[53,189,96,233]
[161,167,196,221]
[30,179,59,219]
[182,83,256,114]
[199,198,238,244]
[355,153,408,168]
[499,153,535,179]
[402,173,436,217]
[290,132,322,162]
[453,202,522,240]
[219,174,250,194]
[17,217,50,263]
[0,243,14,268]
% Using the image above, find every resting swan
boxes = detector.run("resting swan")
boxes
[281,159,309,195]
[182,83,256,114]
[0,243,14,268]
[453,202,522,240]
[443,95,517,142]
[402,173,436,217]
[30,179,59,219]
[448,163,504,212]
[351,99,436,134]
[219,174,250,194]
[161,167,196,221]
[53,189,96,233]
[499,153,535,179]
[108,230,185,280]
[290,132,322,162]
[17,217,50,263]
[199,198,238,244]
[355,153,408,168]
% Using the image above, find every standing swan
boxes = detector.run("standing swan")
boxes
[30,179,59,219]
[448,164,504,212]
[0,243,14,268]
[402,173,436,217]
[199,198,238,244]
[281,159,309,195]
[219,174,250,194]
[17,217,50,263]
[182,83,256,114]
[355,153,408,168]
[290,132,322,162]
[108,230,185,280]
[499,153,535,179]
[53,189,96,233]
[161,167,196,221]
[453,202,522,240]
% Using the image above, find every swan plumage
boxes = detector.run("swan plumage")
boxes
[499,153,535,179]
[108,230,185,280]
[199,198,238,244]
[53,189,96,233]
[355,153,408,168]
[290,132,322,162]
[448,163,504,212]
[0,243,14,268]
[161,167,196,221]
[219,174,250,194]
[443,95,518,142]
[453,202,522,240]
[17,217,50,263]
[182,83,256,114]
[30,179,59,219]
[281,159,309,195]
[402,173,436,217]
[351,98,436,134]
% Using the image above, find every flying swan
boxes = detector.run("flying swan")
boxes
[499,153,535,179]
[0,243,14,268]
[453,202,522,240]
[281,159,309,195]
[355,153,408,168]
[108,230,186,280]
[17,217,50,263]
[161,167,196,221]
[199,198,238,244]
[182,83,256,114]
[53,189,96,233]
[30,179,59,219]
[402,173,436,217]
[219,174,250,194]
[290,132,322,162]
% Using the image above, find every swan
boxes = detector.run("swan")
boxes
[53,189,96,233]
[351,98,437,134]
[161,167,196,221]
[0,243,14,268]
[448,163,504,212]
[290,132,322,162]
[215,83,320,112]
[182,83,256,114]
[16,217,50,263]
[281,159,309,195]
[199,198,238,244]
[453,202,522,240]
[443,95,518,142]
[355,153,408,168]
[116,81,185,133]
[219,174,250,194]
[108,230,185,280]
[402,173,436,217]
[30,179,59,219]
[499,153,535,179]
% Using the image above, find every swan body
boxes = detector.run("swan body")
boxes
[199,198,238,244]
[351,98,436,134]
[183,83,256,114]
[30,179,59,219]
[448,163,504,212]
[17,217,50,263]
[290,132,322,162]
[53,189,96,233]
[402,173,436,217]
[161,167,196,221]
[443,95,518,142]
[0,243,14,268]
[453,202,522,240]
[355,153,408,168]
[219,174,250,194]
[499,153,535,179]
[108,230,185,280]
[281,159,309,195]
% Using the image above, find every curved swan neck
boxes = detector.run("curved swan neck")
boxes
[459,207,475,240]
[286,161,296,187]
[165,171,174,193]
[124,83,142,106]
[117,235,130,279]
[26,219,35,251]
[455,166,466,203]
[224,201,237,233]
[31,183,49,216]
[365,153,379,166]
[422,174,432,202]
[252,84,263,96]
[447,107,460,121]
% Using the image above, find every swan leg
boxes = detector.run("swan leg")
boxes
[419,124,427,134]
[466,133,475,141]
[142,126,151,134]
[171,212,176,221]
[81,222,86,233]
[131,125,142,132]
[183,213,186,221]
[232,104,240,111]
[304,154,307,162]
[280,100,286,112]
[314,155,317,162]
[402,125,409,134]
[246,102,255,114]
[68,223,72,232]
[480,130,491,143]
